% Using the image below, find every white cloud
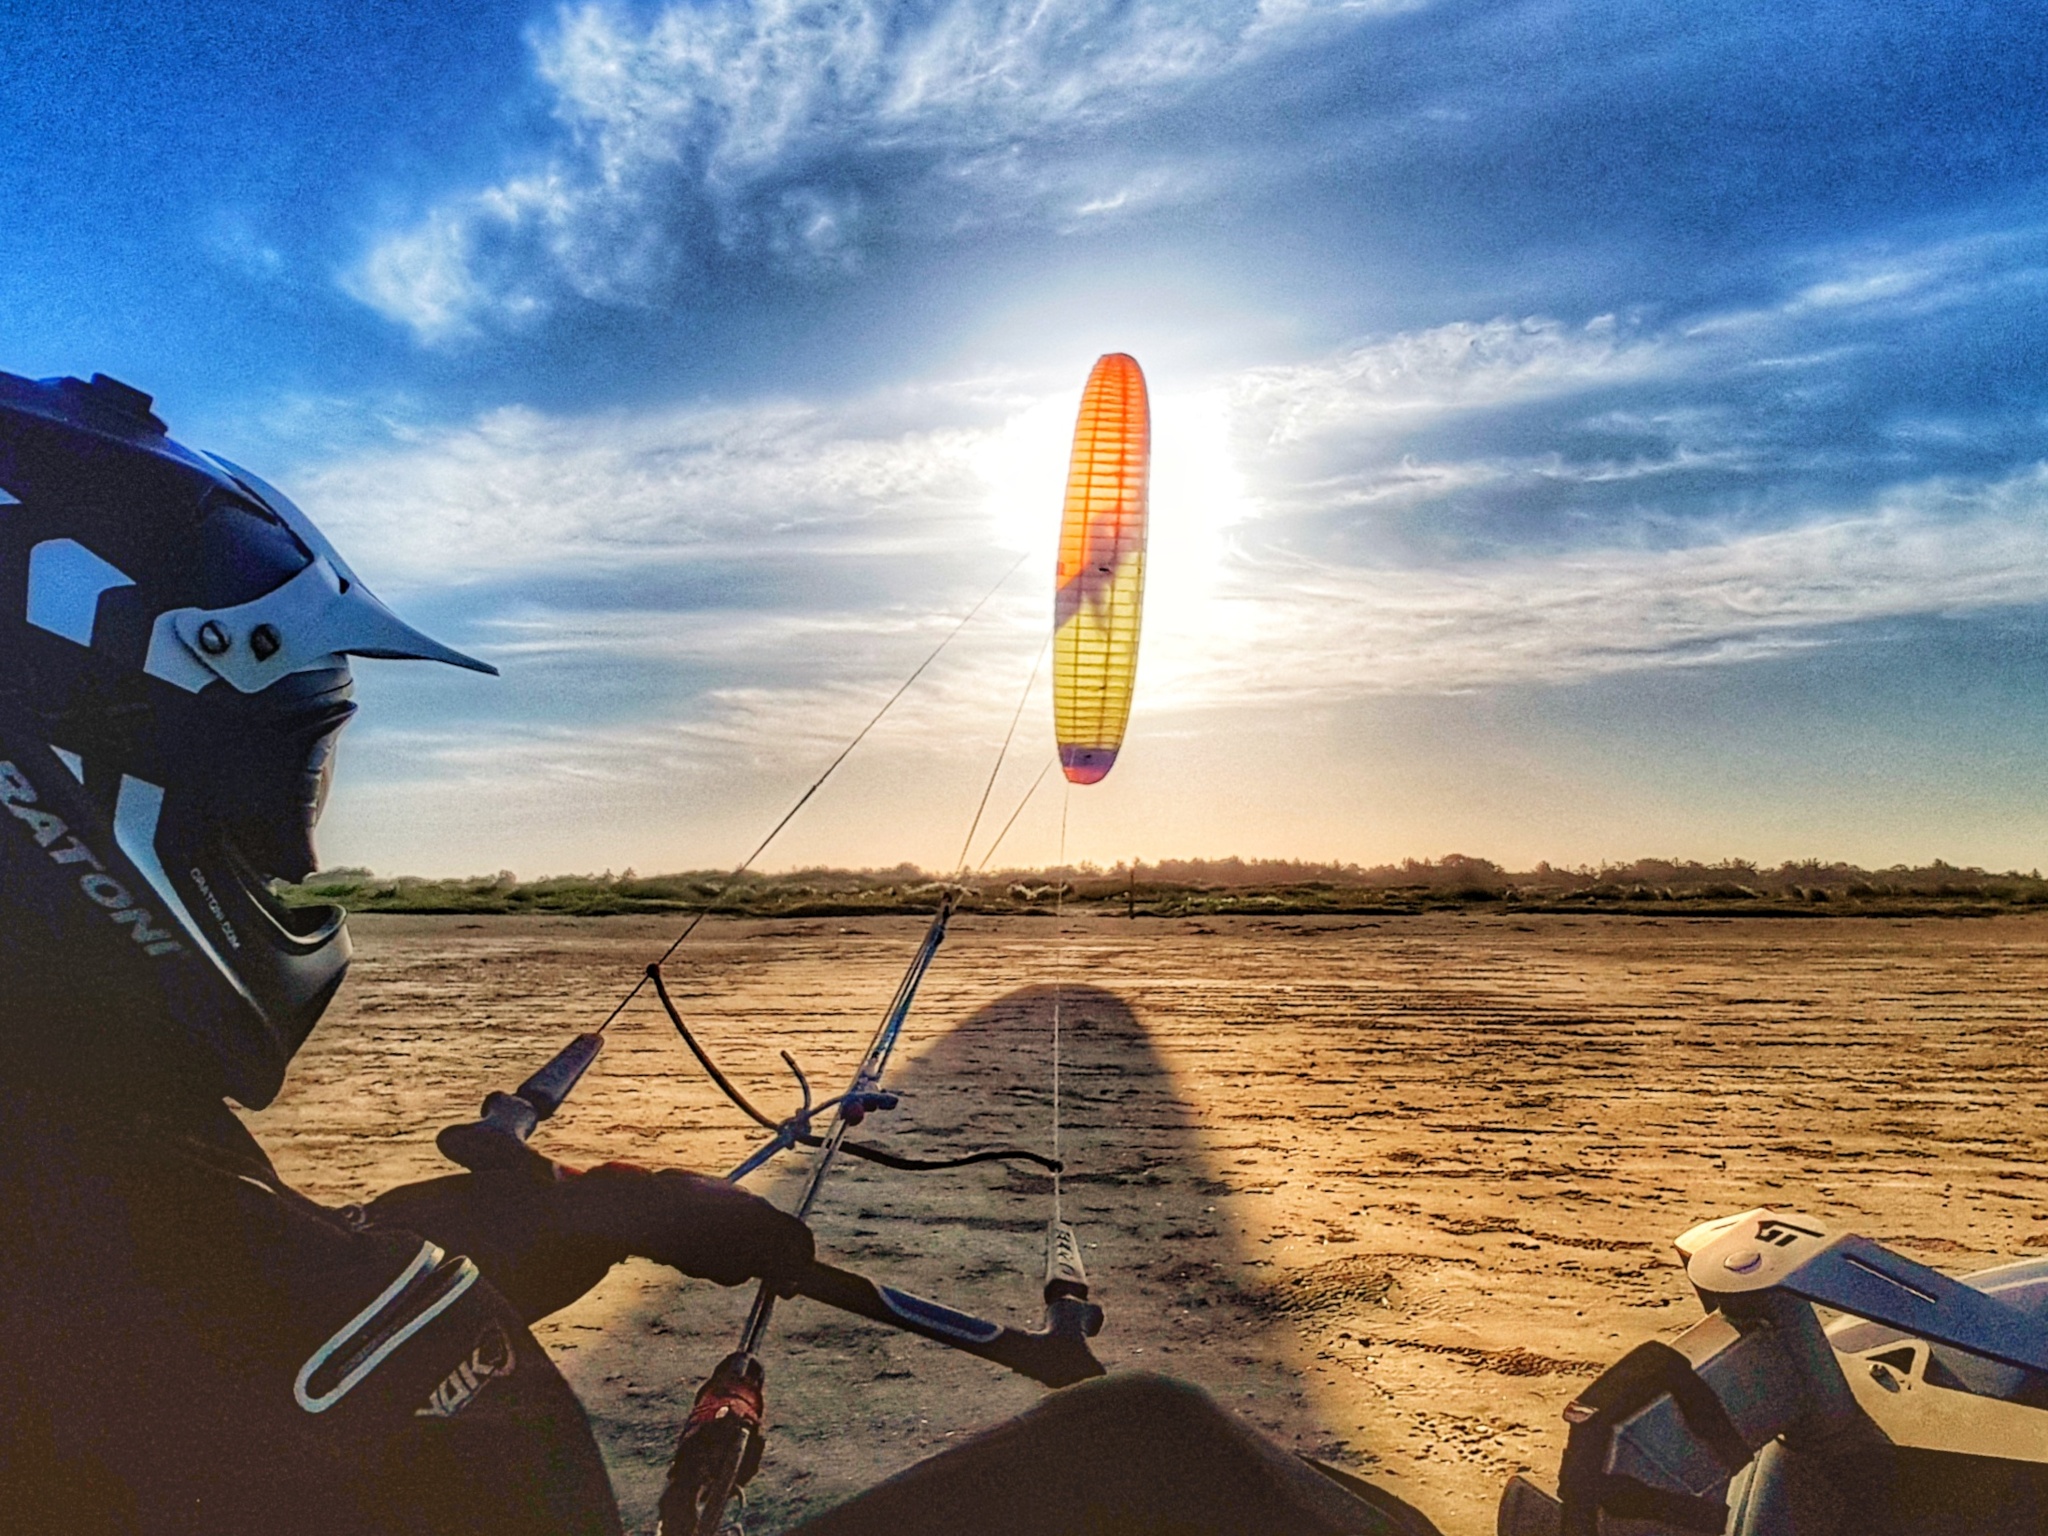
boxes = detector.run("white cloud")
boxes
[1254,0,1431,21]
[293,323,2048,750]
[348,0,1405,338]
[1152,468,2048,706]
[1791,267,1935,312]
[1231,315,1661,447]
[347,212,516,341]
[289,390,1001,588]
[299,308,2048,871]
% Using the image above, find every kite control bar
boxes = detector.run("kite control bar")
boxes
[436,1028,1105,1390]
[440,903,1103,1536]
[789,1257,1102,1388]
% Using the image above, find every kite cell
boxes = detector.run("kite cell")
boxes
[1053,353,1150,786]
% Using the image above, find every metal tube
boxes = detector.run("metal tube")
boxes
[737,895,953,1356]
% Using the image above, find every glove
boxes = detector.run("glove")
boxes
[364,1163,815,1323]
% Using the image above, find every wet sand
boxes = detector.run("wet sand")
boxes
[246,910,2048,1534]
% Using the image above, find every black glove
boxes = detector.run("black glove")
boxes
[364,1163,815,1322]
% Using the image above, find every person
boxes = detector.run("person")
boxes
[0,370,1439,1536]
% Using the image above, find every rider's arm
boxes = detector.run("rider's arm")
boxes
[364,1161,814,1322]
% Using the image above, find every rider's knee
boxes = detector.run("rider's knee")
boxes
[1040,1371,1233,1443]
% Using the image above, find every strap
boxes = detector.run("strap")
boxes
[1559,1340,1753,1536]
[1592,1475,1730,1533]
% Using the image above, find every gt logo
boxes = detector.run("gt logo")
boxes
[415,1322,517,1419]
[1755,1218,1823,1248]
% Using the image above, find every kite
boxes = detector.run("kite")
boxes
[1053,353,1149,786]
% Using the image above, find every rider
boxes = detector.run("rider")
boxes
[0,371,1437,1536]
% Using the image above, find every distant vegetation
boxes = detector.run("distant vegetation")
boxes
[281,855,2048,919]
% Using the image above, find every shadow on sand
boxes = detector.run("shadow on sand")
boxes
[549,979,1343,1534]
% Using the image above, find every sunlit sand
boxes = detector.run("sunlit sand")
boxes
[249,911,2048,1534]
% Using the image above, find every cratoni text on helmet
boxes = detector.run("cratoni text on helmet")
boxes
[0,757,185,957]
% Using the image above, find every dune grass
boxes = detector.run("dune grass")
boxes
[279,855,2048,919]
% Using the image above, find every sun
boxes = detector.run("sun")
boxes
[974,372,1252,698]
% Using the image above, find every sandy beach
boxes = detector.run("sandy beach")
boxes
[245,909,2048,1534]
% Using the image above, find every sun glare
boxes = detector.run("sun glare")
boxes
[975,374,1253,703]
[1145,385,1253,697]
[976,391,1074,569]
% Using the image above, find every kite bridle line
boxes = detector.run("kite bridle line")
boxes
[431,553,1102,1536]
[433,550,1035,1180]
[1052,781,1071,1250]
[954,634,1051,874]
[658,651,1098,1536]
[592,548,1033,1036]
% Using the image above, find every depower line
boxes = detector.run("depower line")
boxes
[594,549,1033,1033]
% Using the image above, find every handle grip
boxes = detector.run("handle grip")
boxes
[782,1260,1105,1388]
[437,1032,606,1178]
[518,1031,604,1115]
[437,1091,555,1176]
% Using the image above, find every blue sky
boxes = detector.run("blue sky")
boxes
[9,0,2048,874]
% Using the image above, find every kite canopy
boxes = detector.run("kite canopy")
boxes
[1053,354,1149,786]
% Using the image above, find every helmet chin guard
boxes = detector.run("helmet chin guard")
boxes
[0,370,494,1107]
[0,727,351,1107]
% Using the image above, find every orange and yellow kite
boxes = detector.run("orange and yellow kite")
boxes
[1053,354,1149,785]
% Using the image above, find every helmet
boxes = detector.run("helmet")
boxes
[0,371,494,1108]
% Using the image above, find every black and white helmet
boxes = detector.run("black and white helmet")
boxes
[0,371,494,1107]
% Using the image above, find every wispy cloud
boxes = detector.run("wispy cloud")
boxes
[1688,224,2048,343]
[300,312,1665,589]
[1224,315,1674,528]
[346,0,1413,339]
[295,303,2048,756]
[1166,469,2048,705]
[291,390,1004,586]
[1233,315,1662,443]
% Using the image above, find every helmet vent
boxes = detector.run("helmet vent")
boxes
[26,539,137,648]
[85,374,165,433]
